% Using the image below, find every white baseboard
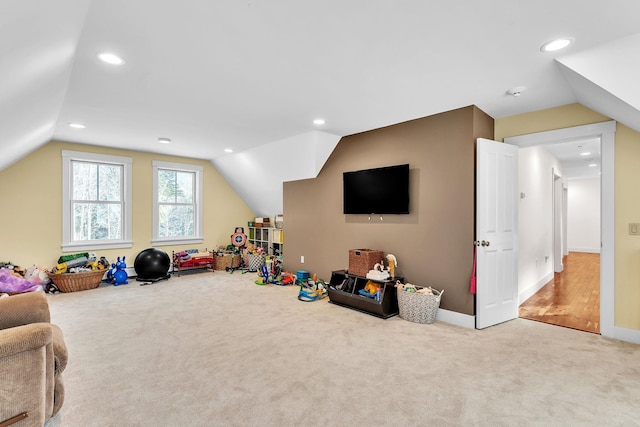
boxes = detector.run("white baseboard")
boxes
[613,326,640,344]
[519,272,554,305]
[436,308,475,329]
[568,247,601,254]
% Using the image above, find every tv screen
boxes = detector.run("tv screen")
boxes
[343,164,410,214]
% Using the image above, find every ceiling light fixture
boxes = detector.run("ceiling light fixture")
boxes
[97,52,125,65]
[313,118,326,125]
[589,163,598,167]
[68,123,86,129]
[580,152,592,156]
[506,86,527,97]
[224,148,233,153]
[540,37,574,53]
[158,137,171,144]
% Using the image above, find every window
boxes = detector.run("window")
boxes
[62,150,133,251]
[152,161,203,245]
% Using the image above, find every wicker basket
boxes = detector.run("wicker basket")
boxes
[397,288,442,324]
[348,249,383,277]
[47,270,105,293]
[214,253,241,270]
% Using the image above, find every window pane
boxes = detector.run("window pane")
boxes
[72,162,97,200]
[73,203,122,240]
[158,170,177,203]
[158,204,194,238]
[98,164,122,202]
[175,171,193,203]
[158,170,193,204]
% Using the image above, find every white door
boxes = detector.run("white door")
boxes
[476,138,519,329]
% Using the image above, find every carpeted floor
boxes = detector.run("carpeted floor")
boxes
[44,271,640,426]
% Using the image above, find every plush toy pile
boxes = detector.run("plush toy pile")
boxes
[395,281,436,294]
[0,262,50,295]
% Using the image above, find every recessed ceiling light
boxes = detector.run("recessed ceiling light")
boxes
[224,148,233,153]
[313,118,326,125]
[97,52,125,65]
[581,152,591,156]
[158,137,171,144]
[540,37,574,53]
[68,123,86,129]
[589,164,598,167]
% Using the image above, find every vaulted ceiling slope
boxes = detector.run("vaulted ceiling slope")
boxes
[2,1,640,215]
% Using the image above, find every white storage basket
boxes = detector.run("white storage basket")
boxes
[397,288,443,324]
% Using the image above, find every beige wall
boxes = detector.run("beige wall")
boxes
[613,124,640,329]
[496,103,640,330]
[0,141,254,269]
[283,106,493,315]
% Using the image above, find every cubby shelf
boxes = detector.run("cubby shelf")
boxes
[247,226,283,257]
[327,270,401,319]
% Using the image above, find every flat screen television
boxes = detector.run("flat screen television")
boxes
[343,164,410,214]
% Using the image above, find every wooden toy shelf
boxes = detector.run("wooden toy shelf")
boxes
[327,270,401,319]
[172,250,214,276]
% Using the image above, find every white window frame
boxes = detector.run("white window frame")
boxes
[62,150,133,251]
[152,160,203,246]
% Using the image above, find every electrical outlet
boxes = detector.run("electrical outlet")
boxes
[300,255,305,263]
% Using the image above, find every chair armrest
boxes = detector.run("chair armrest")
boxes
[50,324,68,374]
[0,292,50,330]
[0,323,53,426]
[0,323,52,358]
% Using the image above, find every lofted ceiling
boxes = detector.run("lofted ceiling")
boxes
[2,1,640,214]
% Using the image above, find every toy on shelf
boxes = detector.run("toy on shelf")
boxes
[358,280,380,299]
[386,254,397,278]
[365,254,398,281]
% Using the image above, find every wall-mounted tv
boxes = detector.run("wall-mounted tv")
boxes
[343,164,410,215]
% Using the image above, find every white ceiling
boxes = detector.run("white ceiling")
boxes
[544,138,601,180]
[2,1,640,214]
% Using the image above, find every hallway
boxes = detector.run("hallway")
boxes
[519,252,600,334]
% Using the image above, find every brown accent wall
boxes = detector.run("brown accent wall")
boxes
[283,106,493,315]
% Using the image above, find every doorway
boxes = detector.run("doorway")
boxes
[503,121,615,338]
[519,252,600,333]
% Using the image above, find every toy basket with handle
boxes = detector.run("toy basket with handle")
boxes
[47,270,105,293]
[397,287,443,324]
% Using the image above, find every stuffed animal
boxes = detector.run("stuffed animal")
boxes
[24,266,51,286]
[395,282,416,292]
[0,269,43,293]
[386,254,397,278]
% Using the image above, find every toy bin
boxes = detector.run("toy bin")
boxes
[348,249,383,277]
[214,253,241,270]
[397,288,443,324]
[47,270,105,293]
[247,253,266,271]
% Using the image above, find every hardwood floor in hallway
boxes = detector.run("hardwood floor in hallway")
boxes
[519,252,600,334]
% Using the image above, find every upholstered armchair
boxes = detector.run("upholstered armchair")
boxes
[0,292,67,427]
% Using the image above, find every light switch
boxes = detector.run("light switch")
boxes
[629,223,640,235]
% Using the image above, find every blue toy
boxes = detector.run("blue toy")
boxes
[107,262,116,283]
[255,264,271,286]
[113,256,129,286]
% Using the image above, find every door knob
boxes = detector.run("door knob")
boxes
[481,240,490,247]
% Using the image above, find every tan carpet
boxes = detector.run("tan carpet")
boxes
[43,271,640,426]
